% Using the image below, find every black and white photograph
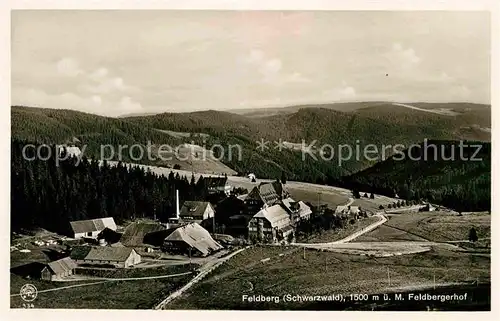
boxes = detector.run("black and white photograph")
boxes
[6,2,494,313]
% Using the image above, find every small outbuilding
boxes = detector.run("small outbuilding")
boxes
[162,222,223,257]
[70,246,141,268]
[69,217,117,239]
[41,257,77,281]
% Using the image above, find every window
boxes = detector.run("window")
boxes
[87,232,92,237]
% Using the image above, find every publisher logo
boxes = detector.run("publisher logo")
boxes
[20,284,38,302]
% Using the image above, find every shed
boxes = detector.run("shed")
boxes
[69,217,117,239]
[41,257,77,281]
[70,246,141,268]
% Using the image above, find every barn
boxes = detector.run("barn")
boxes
[162,222,223,257]
[69,217,117,239]
[41,257,77,281]
[204,177,232,196]
[248,204,293,243]
[70,246,141,268]
[179,201,215,224]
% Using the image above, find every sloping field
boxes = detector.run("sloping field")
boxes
[302,216,381,243]
[168,246,490,310]
[357,212,490,243]
[10,265,193,309]
[301,241,459,257]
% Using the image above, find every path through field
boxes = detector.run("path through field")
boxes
[154,247,249,309]
[10,271,193,297]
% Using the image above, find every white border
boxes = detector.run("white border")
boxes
[1,1,498,321]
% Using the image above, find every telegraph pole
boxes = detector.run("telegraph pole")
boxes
[189,247,192,270]
[387,267,391,286]
[303,246,306,260]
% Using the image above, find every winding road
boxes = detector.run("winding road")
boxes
[293,212,388,247]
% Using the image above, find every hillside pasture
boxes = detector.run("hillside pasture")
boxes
[168,245,490,310]
[356,212,490,243]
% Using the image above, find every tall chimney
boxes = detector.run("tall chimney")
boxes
[176,189,180,219]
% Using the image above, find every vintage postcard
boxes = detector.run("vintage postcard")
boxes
[5,0,495,317]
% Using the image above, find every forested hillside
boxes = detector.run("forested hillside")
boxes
[11,140,211,234]
[341,140,491,211]
[11,104,491,188]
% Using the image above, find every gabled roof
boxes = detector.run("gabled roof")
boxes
[253,204,291,228]
[70,246,136,262]
[70,246,92,260]
[281,198,312,218]
[179,201,213,220]
[204,177,228,188]
[272,181,288,198]
[70,217,117,234]
[89,247,135,262]
[335,205,360,215]
[164,222,223,256]
[246,182,280,206]
[46,257,77,275]
[259,182,280,204]
[120,222,167,246]
[237,193,248,201]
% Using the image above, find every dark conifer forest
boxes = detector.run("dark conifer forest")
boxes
[11,140,209,234]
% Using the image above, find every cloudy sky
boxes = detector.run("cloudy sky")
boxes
[11,10,490,116]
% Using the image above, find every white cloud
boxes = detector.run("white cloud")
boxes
[89,67,109,80]
[119,96,143,113]
[391,43,420,65]
[287,72,310,83]
[437,72,453,82]
[451,85,471,98]
[12,87,143,116]
[322,82,356,100]
[243,49,311,85]
[83,76,127,94]
[56,58,83,77]
[383,43,421,75]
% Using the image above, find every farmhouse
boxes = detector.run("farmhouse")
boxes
[162,222,223,256]
[281,198,312,223]
[248,204,294,243]
[244,181,289,215]
[120,221,168,247]
[179,201,215,224]
[70,246,141,268]
[420,203,436,212]
[204,177,232,195]
[69,217,117,239]
[41,257,77,281]
[335,205,360,217]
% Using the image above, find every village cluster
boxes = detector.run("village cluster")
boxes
[12,174,439,282]
[11,177,321,281]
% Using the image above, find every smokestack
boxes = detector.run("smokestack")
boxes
[176,189,180,219]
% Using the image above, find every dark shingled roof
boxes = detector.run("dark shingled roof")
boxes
[83,247,135,262]
[164,223,223,256]
[179,201,213,220]
[46,257,77,275]
[120,222,168,246]
[70,217,117,234]
[71,246,136,262]
[203,177,228,188]
[70,246,92,260]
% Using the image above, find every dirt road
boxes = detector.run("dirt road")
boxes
[10,271,193,297]
[154,247,249,309]
[294,213,387,247]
